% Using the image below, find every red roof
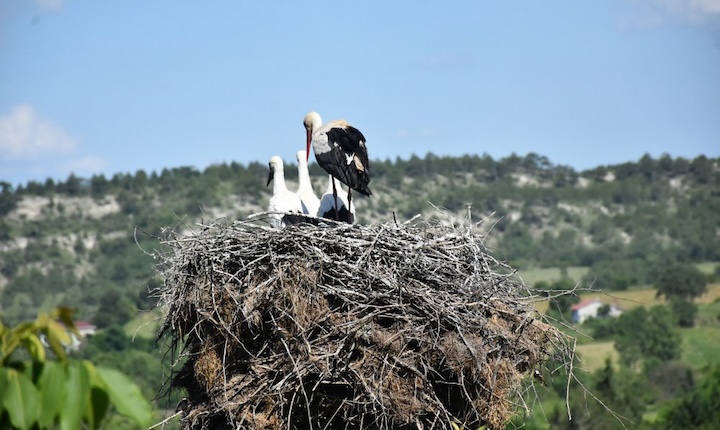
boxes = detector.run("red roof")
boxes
[571,298,602,311]
[59,321,96,330]
[74,321,96,329]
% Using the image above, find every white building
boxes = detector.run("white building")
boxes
[571,298,623,324]
[52,321,97,351]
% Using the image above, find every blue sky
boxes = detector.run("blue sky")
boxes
[1,0,719,187]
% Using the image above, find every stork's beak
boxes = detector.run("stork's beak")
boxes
[305,128,312,161]
[266,169,274,187]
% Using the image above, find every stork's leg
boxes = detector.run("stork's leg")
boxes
[331,178,339,220]
[347,188,353,211]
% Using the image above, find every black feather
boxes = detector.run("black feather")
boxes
[319,206,355,224]
[318,125,372,196]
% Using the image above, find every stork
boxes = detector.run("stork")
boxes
[295,149,320,216]
[318,175,355,224]
[266,155,303,228]
[303,112,371,218]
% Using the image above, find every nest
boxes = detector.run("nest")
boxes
[156,215,573,430]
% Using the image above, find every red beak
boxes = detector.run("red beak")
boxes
[305,129,312,161]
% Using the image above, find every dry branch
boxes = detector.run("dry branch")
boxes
[155,214,574,430]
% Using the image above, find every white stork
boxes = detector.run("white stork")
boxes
[303,112,371,219]
[266,155,303,228]
[295,149,320,216]
[318,175,355,224]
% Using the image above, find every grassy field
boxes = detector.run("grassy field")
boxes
[574,320,720,374]
[682,300,720,374]
[682,326,720,372]
[696,261,719,275]
[575,341,618,372]
[515,266,589,286]
[558,290,720,373]
[533,282,720,314]
[519,261,717,288]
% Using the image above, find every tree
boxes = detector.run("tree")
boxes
[541,278,579,321]
[583,259,637,291]
[669,297,698,328]
[0,181,18,216]
[645,360,695,404]
[614,305,681,367]
[90,174,109,198]
[61,173,83,196]
[547,359,647,429]
[655,263,707,301]
[94,290,136,329]
[655,365,720,429]
[0,308,151,429]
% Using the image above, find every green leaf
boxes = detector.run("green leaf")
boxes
[37,361,67,427]
[87,387,111,429]
[2,368,40,430]
[55,307,81,338]
[82,361,110,429]
[96,366,152,428]
[61,361,89,430]
[46,320,71,362]
[23,334,46,362]
[0,368,9,414]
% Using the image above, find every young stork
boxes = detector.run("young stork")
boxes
[303,112,371,218]
[295,149,320,216]
[266,155,303,228]
[317,175,355,224]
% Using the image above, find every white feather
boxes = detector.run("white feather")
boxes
[317,175,355,224]
[267,156,303,228]
[295,150,320,216]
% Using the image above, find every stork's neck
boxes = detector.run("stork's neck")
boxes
[298,160,312,192]
[273,167,287,194]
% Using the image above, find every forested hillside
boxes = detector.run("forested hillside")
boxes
[1,152,719,428]
[1,152,718,324]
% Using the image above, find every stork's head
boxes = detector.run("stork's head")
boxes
[303,111,322,161]
[266,155,283,187]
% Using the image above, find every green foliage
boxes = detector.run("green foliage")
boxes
[0,308,152,429]
[582,258,649,291]
[547,359,647,429]
[93,290,136,329]
[614,305,681,367]
[0,182,19,216]
[582,315,617,340]
[1,152,720,428]
[654,366,720,429]
[645,360,695,404]
[669,297,698,328]
[77,325,182,410]
[538,278,579,321]
[655,262,708,301]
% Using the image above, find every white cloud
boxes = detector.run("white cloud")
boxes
[0,105,77,160]
[62,155,109,175]
[628,0,720,24]
[34,0,63,12]
[670,0,720,15]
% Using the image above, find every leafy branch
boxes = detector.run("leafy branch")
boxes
[0,307,152,430]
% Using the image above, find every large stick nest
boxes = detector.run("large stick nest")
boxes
[156,215,572,430]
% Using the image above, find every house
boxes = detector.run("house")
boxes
[571,298,623,324]
[61,320,97,351]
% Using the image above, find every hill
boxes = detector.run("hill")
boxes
[1,152,718,324]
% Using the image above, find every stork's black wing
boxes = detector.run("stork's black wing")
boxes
[321,125,372,196]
